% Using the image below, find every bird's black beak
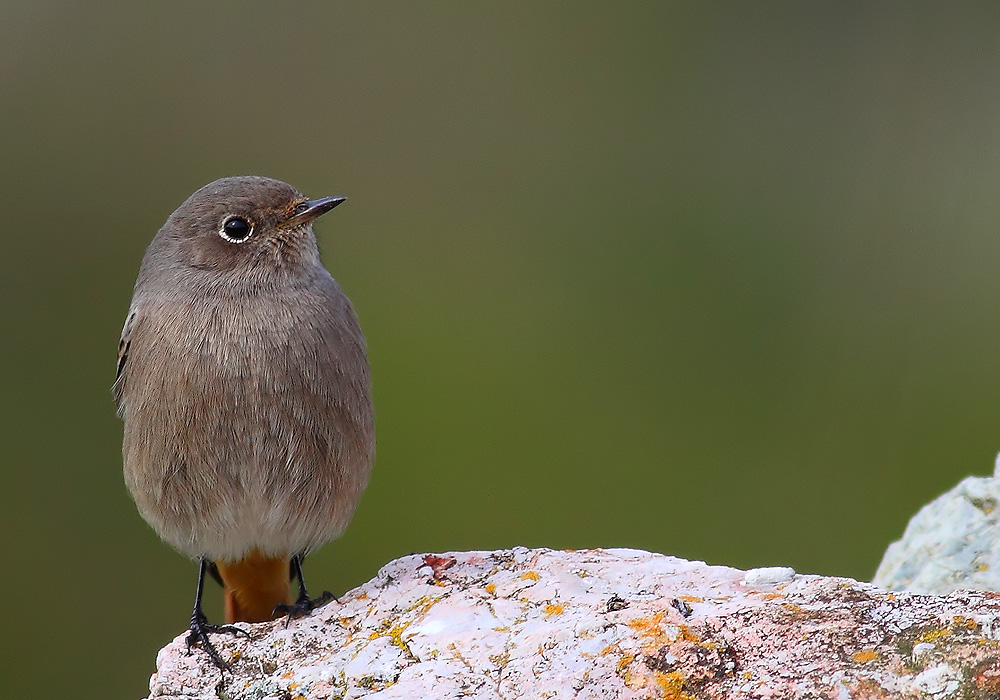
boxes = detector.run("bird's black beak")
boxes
[285,196,346,226]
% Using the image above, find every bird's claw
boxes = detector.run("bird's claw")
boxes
[273,590,337,626]
[185,612,249,670]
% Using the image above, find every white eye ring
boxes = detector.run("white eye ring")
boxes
[219,216,254,243]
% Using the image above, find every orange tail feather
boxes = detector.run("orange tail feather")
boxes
[215,550,290,623]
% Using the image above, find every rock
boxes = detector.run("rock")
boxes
[146,547,1000,699]
[873,454,1000,594]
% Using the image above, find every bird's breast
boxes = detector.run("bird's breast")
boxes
[121,286,375,560]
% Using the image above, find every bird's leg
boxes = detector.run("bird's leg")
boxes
[185,558,250,670]
[207,561,224,587]
[273,554,336,624]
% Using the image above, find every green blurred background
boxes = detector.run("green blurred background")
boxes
[3,1,1000,696]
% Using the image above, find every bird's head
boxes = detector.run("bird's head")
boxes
[151,176,345,280]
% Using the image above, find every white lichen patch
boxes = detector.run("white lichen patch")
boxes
[742,566,797,586]
[908,663,962,697]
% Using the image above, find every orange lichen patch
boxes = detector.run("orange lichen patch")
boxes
[616,653,636,681]
[887,593,896,602]
[401,595,435,614]
[628,610,667,635]
[544,603,565,617]
[917,627,952,643]
[369,619,413,654]
[853,649,878,663]
[677,595,703,603]
[953,616,979,629]
[761,593,783,600]
[489,650,510,668]
[678,626,701,643]
[653,670,696,700]
[484,582,497,595]
[521,571,540,581]
[416,597,442,615]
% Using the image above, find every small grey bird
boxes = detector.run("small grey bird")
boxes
[115,176,375,668]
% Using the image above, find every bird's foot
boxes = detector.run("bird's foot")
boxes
[274,590,337,626]
[185,611,250,670]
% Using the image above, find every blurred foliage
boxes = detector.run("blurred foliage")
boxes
[4,2,1000,696]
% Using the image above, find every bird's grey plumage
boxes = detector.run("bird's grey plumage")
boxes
[116,176,374,561]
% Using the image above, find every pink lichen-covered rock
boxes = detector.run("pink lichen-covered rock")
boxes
[145,548,1000,699]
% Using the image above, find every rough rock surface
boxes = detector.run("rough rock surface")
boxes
[874,456,1000,595]
[147,548,1000,699]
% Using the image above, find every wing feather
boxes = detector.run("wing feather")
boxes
[113,308,140,416]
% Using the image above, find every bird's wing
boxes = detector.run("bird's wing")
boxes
[113,306,141,417]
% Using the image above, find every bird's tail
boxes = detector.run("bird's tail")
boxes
[215,549,290,623]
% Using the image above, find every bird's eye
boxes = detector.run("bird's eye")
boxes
[293,202,310,215]
[219,216,253,243]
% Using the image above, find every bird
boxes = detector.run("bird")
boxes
[114,176,375,668]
